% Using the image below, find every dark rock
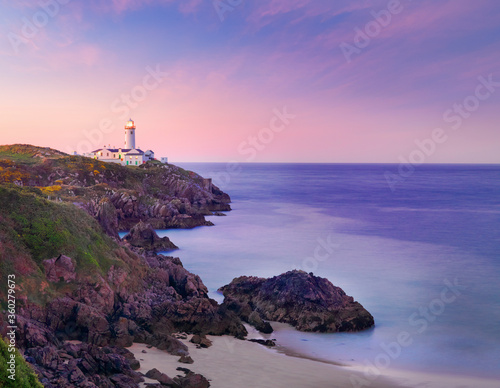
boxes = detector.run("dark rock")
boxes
[248,311,273,334]
[112,317,136,348]
[145,368,176,386]
[147,334,188,356]
[43,255,76,283]
[178,355,194,364]
[109,373,140,387]
[151,298,247,339]
[96,197,120,239]
[220,270,374,333]
[25,346,61,370]
[123,221,178,252]
[190,334,212,348]
[248,339,276,347]
[129,358,141,370]
[174,370,210,388]
[15,315,59,348]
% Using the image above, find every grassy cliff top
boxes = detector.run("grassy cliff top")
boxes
[0,144,66,165]
[0,144,211,202]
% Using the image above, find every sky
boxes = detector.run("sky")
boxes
[0,0,499,163]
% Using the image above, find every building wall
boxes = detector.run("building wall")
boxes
[124,154,145,166]
[96,158,122,165]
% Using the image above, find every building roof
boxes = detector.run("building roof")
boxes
[126,149,144,154]
[91,148,145,154]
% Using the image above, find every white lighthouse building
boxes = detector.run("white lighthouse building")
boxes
[90,119,163,166]
[124,119,136,149]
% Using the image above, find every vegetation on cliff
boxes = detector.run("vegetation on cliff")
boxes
[0,144,240,387]
[0,184,140,307]
[0,144,230,232]
[0,336,43,388]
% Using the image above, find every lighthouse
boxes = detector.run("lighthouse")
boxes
[124,118,136,149]
[89,118,164,166]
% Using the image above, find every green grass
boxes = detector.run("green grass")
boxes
[0,336,43,388]
[0,152,38,165]
[0,185,123,278]
[0,144,65,166]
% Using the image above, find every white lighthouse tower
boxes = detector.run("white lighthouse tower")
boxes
[124,118,136,149]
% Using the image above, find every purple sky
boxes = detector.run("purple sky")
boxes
[1,0,499,163]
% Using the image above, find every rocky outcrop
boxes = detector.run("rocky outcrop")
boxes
[96,197,120,239]
[220,270,374,333]
[1,253,246,387]
[178,355,194,364]
[0,148,240,387]
[190,334,212,348]
[123,221,178,252]
[222,296,273,334]
[248,339,276,347]
[174,368,210,388]
[25,343,143,388]
[145,368,176,386]
[43,255,76,283]
[144,367,210,388]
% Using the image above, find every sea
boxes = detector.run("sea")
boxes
[133,163,500,379]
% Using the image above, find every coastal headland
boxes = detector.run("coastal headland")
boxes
[0,144,496,388]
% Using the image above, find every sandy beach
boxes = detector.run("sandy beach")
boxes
[128,329,499,388]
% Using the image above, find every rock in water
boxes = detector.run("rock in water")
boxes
[220,270,374,333]
[123,221,178,252]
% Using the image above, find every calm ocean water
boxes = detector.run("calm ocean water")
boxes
[145,163,500,378]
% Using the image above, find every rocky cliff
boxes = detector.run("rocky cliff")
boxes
[0,144,231,234]
[220,270,375,333]
[0,145,242,387]
[0,145,375,387]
